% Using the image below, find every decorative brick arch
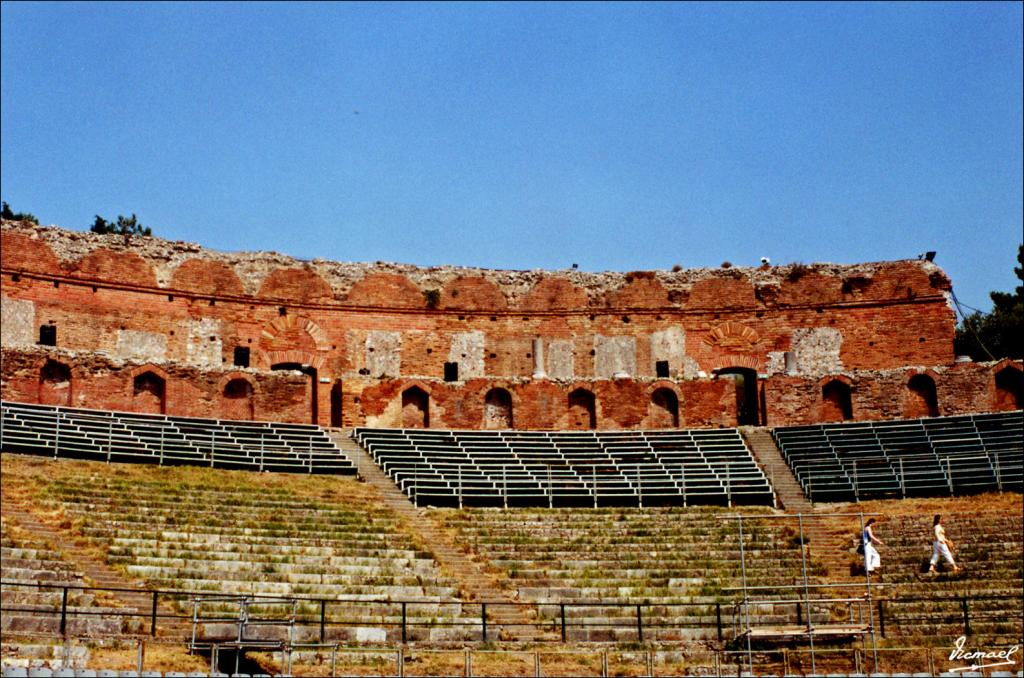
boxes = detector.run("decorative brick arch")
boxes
[700,321,763,374]
[264,350,327,371]
[703,321,761,352]
[708,354,761,371]
[260,315,330,352]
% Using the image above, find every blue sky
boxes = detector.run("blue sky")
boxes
[2,1,1021,313]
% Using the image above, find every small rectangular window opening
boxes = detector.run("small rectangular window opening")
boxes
[655,360,670,378]
[39,324,57,347]
[443,362,459,382]
[233,346,251,368]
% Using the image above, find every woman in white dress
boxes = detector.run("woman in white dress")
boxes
[862,518,884,574]
[928,514,960,574]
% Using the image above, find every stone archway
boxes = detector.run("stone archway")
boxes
[717,367,760,426]
[271,362,318,425]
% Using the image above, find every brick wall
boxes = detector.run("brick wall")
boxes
[2,221,1018,429]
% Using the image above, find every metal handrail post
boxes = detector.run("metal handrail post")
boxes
[798,513,815,674]
[59,586,68,636]
[636,462,643,509]
[726,462,732,507]
[852,460,859,501]
[737,516,752,675]
[899,458,906,499]
[151,590,158,636]
[681,461,687,507]
[547,465,553,509]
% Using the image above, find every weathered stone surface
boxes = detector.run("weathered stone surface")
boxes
[790,327,843,376]
[594,336,637,379]
[186,317,223,366]
[366,330,401,378]
[547,339,575,380]
[1,296,34,347]
[650,327,686,378]
[115,330,167,362]
[448,331,485,379]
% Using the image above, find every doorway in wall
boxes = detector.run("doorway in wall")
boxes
[717,367,760,426]
[271,362,318,424]
[330,382,343,428]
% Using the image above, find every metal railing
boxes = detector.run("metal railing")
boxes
[2,580,1020,647]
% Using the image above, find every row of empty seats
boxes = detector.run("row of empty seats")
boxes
[772,411,1023,502]
[353,427,774,507]
[0,401,355,475]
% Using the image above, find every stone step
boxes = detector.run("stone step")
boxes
[146,577,460,599]
[108,554,441,576]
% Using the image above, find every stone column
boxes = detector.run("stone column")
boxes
[532,338,546,379]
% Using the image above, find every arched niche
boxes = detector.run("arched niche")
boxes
[994,366,1023,410]
[223,378,255,420]
[906,374,939,418]
[568,388,596,430]
[133,371,166,414]
[484,388,513,429]
[402,386,430,428]
[39,360,72,406]
[821,379,853,422]
[649,387,679,428]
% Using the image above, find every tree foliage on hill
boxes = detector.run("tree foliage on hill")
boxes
[954,244,1024,360]
[90,213,152,237]
[1,201,39,224]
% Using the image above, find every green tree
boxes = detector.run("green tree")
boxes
[954,244,1024,360]
[90,213,152,237]
[1,201,39,224]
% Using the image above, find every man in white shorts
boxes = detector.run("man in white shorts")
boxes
[928,514,960,574]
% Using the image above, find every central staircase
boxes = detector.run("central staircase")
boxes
[330,430,548,642]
